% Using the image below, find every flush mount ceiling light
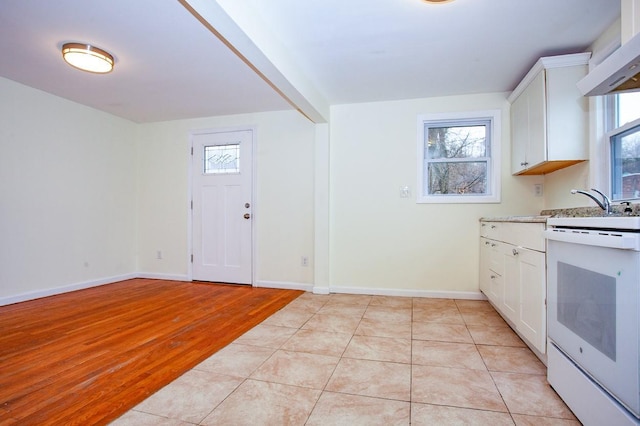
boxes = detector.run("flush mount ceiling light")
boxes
[422,0,455,3]
[61,43,114,73]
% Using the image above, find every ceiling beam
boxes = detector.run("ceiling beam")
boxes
[178,0,329,123]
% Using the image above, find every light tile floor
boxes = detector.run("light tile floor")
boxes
[111,293,579,425]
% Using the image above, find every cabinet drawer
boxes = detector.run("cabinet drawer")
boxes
[480,221,504,240]
[480,221,545,252]
[502,222,545,251]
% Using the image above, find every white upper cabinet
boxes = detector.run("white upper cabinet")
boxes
[509,53,590,175]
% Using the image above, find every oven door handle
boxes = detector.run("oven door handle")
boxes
[543,229,640,250]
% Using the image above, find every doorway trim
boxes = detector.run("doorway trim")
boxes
[187,125,258,286]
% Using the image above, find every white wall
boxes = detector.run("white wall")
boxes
[0,77,137,304]
[543,162,591,209]
[0,78,317,303]
[136,110,316,287]
[329,93,544,295]
[2,56,615,303]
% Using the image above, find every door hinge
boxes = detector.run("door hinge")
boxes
[191,146,194,155]
[190,200,193,210]
[190,254,193,263]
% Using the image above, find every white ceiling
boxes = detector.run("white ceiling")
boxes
[0,0,620,123]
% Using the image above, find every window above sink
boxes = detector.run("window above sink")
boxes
[607,92,640,201]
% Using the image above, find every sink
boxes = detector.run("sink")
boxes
[548,216,640,230]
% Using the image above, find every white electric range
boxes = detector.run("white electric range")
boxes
[544,216,640,425]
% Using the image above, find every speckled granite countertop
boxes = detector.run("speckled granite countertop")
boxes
[479,215,550,223]
[481,203,640,223]
[541,204,640,217]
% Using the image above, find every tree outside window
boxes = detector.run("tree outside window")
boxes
[417,110,500,203]
[426,122,489,195]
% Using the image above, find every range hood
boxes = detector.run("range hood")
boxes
[577,31,640,96]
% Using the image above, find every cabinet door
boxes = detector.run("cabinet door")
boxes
[502,244,520,325]
[518,248,546,353]
[479,238,491,295]
[488,240,503,275]
[488,271,503,307]
[511,91,529,174]
[509,53,589,176]
[545,66,588,161]
[525,70,547,169]
[487,240,504,305]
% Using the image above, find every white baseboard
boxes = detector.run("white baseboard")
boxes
[254,280,314,292]
[0,273,138,306]
[328,285,486,300]
[136,272,190,282]
[1,275,484,307]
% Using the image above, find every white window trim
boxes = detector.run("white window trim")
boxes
[587,39,619,194]
[607,116,640,201]
[590,93,640,201]
[416,109,501,204]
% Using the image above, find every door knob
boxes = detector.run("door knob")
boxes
[243,213,251,219]
[245,203,250,208]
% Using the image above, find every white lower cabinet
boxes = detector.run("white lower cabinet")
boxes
[516,247,546,352]
[479,220,546,358]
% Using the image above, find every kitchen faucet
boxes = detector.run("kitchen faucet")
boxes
[571,188,613,215]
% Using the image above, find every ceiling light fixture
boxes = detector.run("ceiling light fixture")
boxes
[422,0,455,3]
[61,43,114,73]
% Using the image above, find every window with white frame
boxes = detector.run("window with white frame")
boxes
[417,110,501,203]
[606,92,640,200]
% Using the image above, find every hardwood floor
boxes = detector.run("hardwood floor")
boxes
[0,279,302,425]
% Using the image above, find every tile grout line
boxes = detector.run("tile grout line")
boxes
[456,299,516,424]
[119,295,575,424]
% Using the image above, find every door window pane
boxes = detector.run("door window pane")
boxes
[204,144,240,174]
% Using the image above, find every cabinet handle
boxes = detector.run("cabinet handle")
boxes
[485,241,491,245]
[520,161,529,167]
[491,225,496,229]
[490,275,496,279]
[491,243,497,247]
[481,223,486,227]
[512,248,519,256]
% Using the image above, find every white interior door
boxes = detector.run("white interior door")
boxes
[192,130,253,284]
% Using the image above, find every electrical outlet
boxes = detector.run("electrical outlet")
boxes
[301,256,309,267]
[400,186,411,198]
[534,184,543,197]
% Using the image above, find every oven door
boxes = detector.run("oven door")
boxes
[547,236,640,416]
